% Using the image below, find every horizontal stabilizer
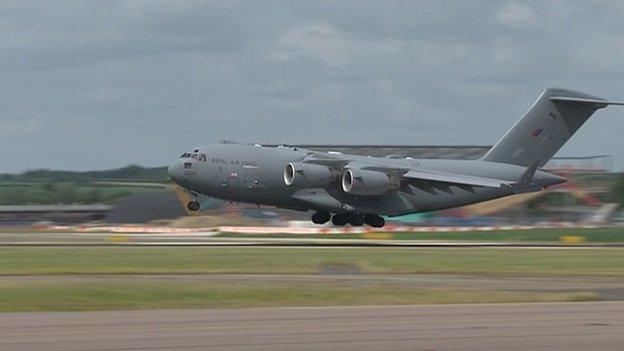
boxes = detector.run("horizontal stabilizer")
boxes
[403,169,510,188]
[550,96,624,106]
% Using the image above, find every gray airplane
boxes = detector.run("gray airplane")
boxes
[168,88,623,227]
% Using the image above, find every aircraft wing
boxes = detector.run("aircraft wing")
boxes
[401,169,511,188]
[303,154,518,189]
[361,165,511,188]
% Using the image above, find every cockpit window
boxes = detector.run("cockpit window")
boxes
[180,153,191,158]
[186,152,207,162]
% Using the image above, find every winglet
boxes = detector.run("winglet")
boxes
[517,159,540,185]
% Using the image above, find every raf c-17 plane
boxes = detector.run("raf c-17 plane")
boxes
[168,88,623,227]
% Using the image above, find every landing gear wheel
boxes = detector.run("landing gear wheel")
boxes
[187,201,200,211]
[364,214,385,228]
[349,214,364,226]
[371,216,385,228]
[311,211,331,224]
[331,214,348,226]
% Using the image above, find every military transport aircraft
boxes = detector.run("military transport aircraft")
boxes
[168,88,623,227]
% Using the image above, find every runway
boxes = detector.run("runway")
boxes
[0,232,622,247]
[0,302,622,350]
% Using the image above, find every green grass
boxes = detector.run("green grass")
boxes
[217,227,624,242]
[0,247,615,311]
[1,247,623,276]
[0,280,597,312]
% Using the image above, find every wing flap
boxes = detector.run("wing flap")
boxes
[403,169,510,188]
[301,152,350,168]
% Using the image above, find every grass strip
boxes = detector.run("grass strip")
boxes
[0,280,597,312]
[0,247,622,276]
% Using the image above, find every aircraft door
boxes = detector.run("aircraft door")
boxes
[215,163,239,199]
[227,170,239,192]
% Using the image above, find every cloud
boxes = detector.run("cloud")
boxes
[268,19,402,67]
[2,1,624,172]
[572,32,624,73]
[496,3,538,27]
[0,118,39,135]
[268,20,356,66]
[0,2,246,70]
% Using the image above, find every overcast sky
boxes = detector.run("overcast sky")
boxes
[2,0,624,173]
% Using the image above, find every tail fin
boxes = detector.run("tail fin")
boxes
[482,88,623,167]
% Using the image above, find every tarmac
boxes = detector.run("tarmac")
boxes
[1,231,623,247]
[1,302,622,350]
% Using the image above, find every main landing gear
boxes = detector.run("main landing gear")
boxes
[311,212,385,228]
[364,214,385,228]
[311,211,331,224]
[187,200,200,211]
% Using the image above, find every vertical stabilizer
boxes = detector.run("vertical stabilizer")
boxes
[482,88,620,167]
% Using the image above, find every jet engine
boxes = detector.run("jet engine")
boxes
[283,162,338,188]
[341,168,398,195]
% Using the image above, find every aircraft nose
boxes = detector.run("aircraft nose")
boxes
[167,162,182,182]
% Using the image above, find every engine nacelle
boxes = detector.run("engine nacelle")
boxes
[284,162,338,188]
[341,168,398,195]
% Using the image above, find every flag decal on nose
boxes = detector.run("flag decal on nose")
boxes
[184,162,192,169]
[531,128,544,138]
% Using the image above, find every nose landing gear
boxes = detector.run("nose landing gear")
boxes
[186,190,201,211]
[187,200,200,211]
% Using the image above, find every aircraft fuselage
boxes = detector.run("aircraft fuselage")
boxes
[168,143,563,216]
